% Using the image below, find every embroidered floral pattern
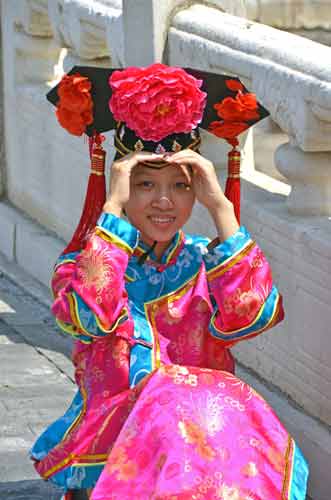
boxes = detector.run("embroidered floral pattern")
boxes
[223,287,262,321]
[77,236,114,301]
[178,420,216,461]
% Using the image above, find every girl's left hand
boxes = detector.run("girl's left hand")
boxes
[164,150,230,214]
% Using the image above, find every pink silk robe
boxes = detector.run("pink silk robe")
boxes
[31,213,308,498]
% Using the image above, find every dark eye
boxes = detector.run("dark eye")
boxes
[137,181,154,189]
[175,182,191,190]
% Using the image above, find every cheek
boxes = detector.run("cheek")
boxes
[177,193,195,217]
[124,192,149,223]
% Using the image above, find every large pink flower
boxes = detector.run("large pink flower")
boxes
[109,63,207,142]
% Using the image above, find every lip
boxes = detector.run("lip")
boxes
[148,215,176,226]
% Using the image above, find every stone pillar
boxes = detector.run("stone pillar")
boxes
[0,0,5,199]
[122,0,246,65]
[275,143,331,215]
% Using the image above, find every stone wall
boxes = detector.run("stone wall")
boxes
[246,0,331,45]
[0,1,5,198]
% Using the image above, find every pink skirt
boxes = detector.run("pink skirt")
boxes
[91,364,308,500]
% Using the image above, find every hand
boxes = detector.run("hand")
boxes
[164,150,239,240]
[163,150,228,213]
[103,152,163,216]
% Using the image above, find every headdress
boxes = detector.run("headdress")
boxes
[47,64,268,254]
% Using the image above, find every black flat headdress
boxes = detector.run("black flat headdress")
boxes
[47,65,268,150]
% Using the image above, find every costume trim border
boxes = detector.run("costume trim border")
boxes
[206,239,255,279]
[95,227,134,255]
[210,287,281,342]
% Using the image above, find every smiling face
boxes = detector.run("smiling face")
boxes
[124,163,195,256]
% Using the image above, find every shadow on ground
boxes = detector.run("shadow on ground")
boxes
[0,479,61,499]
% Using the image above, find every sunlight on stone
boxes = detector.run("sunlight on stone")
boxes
[0,299,16,313]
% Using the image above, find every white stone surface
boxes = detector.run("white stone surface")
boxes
[47,0,122,62]
[275,143,331,215]
[0,203,19,261]
[246,0,331,30]
[122,0,246,65]
[15,0,53,37]
[169,5,331,152]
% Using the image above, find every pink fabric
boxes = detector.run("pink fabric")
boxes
[91,364,294,500]
[208,245,274,336]
[35,228,284,482]
[51,232,131,333]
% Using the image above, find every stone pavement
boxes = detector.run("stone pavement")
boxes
[0,270,75,499]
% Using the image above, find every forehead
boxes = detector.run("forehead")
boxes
[132,163,189,178]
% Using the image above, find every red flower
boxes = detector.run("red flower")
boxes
[58,74,92,112]
[209,121,249,147]
[109,63,207,142]
[225,79,244,92]
[56,73,93,136]
[214,93,259,122]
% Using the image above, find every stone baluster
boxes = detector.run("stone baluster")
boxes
[122,0,246,65]
[275,143,331,215]
[0,3,4,199]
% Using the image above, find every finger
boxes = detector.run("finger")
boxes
[116,152,164,170]
[177,164,192,184]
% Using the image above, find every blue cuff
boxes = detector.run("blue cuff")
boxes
[204,226,253,272]
[96,212,139,252]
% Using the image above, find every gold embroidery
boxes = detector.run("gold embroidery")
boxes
[241,461,258,477]
[172,140,182,152]
[217,484,246,500]
[78,237,114,297]
[178,420,216,461]
[134,139,144,151]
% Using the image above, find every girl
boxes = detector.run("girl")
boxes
[31,64,308,499]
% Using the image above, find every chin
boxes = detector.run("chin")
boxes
[141,227,178,245]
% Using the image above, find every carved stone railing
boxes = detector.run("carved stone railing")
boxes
[1,3,331,497]
[246,0,331,30]
[169,5,331,215]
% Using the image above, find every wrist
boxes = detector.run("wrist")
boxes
[208,196,234,218]
[210,202,239,242]
[103,199,123,217]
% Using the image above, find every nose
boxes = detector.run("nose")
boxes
[151,193,174,210]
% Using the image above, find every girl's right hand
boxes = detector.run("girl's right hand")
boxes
[103,152,162,216]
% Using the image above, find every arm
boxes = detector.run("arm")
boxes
[51,213,138,342]
[164,150,284,345]
[52,150,164,342]
[204,226,284,345]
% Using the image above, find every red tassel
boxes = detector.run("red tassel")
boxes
[62,134,106,254]
[63,492,74,500]
[225,148,241,224]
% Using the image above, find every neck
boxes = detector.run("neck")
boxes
[139,235,173,260]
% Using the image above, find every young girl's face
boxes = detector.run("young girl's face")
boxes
[125,163,195,249]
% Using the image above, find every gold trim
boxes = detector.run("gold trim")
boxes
[210,292,280,339]
[94,227,134,256]
[207,240,255,280]
[143,270,201,369]
[282,437,294,499]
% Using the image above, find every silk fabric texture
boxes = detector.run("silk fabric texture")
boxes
[31,213,308,498]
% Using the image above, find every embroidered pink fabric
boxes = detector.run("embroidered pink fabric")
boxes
[34,227,287,490]
[91,364,297,500]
